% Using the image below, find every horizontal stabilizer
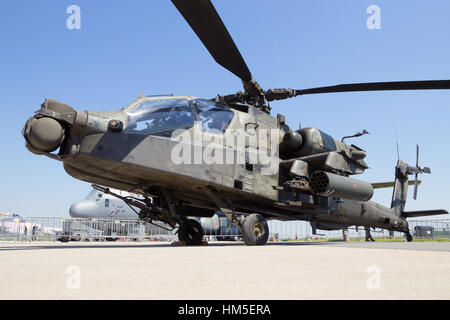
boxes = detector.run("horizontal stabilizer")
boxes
[372,180,420,189]
[402,209,449,218]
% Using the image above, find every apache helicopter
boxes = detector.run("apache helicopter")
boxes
[22,0,449,245]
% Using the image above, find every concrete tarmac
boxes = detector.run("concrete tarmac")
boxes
[0,241,449,300]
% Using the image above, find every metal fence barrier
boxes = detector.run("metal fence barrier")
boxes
[1,216,449,242]
[267,219,450,241]
[0,217,174,242]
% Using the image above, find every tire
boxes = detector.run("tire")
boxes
[240,214,269,246]
[178,219,204,244]
[406,233,413,242]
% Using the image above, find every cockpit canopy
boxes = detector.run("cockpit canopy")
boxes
[125,98,234,136]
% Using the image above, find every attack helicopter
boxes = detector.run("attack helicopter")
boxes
[22,0,449,245]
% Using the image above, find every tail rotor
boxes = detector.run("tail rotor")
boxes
[409,144,431,200]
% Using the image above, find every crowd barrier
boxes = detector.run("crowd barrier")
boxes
[1,216,448,242]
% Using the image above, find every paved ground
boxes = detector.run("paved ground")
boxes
[0,241,449,299]
[326,241,450,252]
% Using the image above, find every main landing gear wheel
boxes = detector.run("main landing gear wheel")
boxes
[406,233,413,242]
[178,219,204,244]
[240,214,269,246]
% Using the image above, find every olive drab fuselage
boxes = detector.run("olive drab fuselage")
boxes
[23,96,409,233]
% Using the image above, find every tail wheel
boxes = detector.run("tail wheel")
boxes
[240,214,269,246]
[406,233,413,242]
[178,219,204,244]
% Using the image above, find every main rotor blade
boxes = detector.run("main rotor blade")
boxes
[296,80,450,96]
[171,0,252,82]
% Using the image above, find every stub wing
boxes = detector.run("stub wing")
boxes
[401,209,449,218]
[372,180,420,189]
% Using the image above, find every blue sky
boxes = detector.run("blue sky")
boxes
[0,0,449,218]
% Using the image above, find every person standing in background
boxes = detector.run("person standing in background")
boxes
[31,225,36,241]
[365,227,375,242]
[342,228,349,242]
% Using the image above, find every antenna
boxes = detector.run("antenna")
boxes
[341,129,369,142]
[394,124,400,161]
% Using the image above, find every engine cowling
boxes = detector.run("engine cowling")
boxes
[280,128,342,157]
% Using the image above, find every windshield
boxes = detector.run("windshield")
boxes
[125,99,194,135]
[193,99,234,134]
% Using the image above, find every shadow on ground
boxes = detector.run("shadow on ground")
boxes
[0,240,334,251]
